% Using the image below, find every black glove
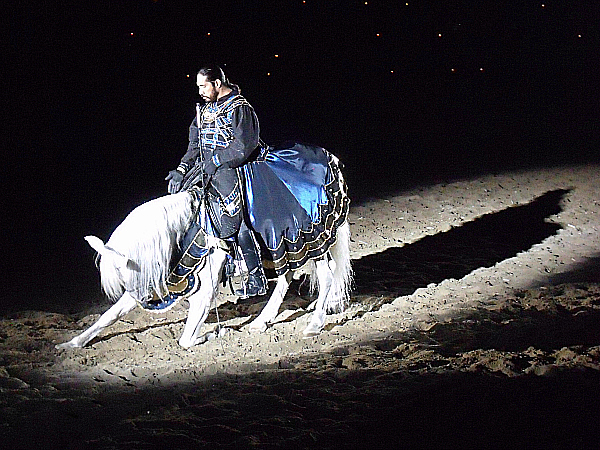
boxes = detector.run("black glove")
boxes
[165,170,184,194]
[202,159,218,176]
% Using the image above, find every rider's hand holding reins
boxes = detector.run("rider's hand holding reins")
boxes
[165,170,184,194]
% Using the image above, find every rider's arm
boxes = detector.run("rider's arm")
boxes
[212,105,260,169]
[177,117,201,174]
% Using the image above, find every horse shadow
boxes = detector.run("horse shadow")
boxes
[215,188,571,324]
[351,188,569,302]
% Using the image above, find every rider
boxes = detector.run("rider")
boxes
[165,64,267,298]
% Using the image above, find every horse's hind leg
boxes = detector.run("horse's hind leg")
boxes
[303,258,334,337]
[247,272,292,333]
[55,292,138,349]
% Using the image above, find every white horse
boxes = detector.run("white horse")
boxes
[56,190,352,349]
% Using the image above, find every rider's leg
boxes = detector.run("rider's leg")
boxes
[235,219,267,298]
[211,170,267,298]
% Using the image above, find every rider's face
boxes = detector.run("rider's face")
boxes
[197,74,219,102]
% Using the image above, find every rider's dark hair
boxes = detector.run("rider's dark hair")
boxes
[197,64,241,93]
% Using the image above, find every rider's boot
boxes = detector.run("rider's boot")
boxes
[235,221,268,299]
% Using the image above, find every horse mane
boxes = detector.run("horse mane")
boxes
[99,192,195,301]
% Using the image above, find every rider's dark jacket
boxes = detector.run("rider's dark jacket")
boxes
[177,89,261,237]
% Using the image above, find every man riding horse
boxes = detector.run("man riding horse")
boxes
[56,66,352,349]
[165,64,267,298]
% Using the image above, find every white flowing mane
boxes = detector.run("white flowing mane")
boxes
[99,192,195,300]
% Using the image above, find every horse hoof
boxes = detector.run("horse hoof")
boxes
[206,328,229,341]
[302,323,322,338]
[56,338,84,349]
[217,327,229,338]
[178,340,192,349]
[247,320,267,333]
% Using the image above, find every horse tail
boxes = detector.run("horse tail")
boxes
[325,221,353,313]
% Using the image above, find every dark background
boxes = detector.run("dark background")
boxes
[4,0,599,314]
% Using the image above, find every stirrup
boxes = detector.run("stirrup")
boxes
[235,268,267,299]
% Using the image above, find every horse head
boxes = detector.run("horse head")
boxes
[84,192,196,302]
[85,235,141,300]
[85,236,139,270]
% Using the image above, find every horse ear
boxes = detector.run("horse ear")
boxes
[85,235,140,271]
[85,235,107,255]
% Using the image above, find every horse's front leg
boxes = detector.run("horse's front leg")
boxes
[303,259,334,337]
[247,272,292,333]
[55,292,138,349]
[178,250,227,348]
